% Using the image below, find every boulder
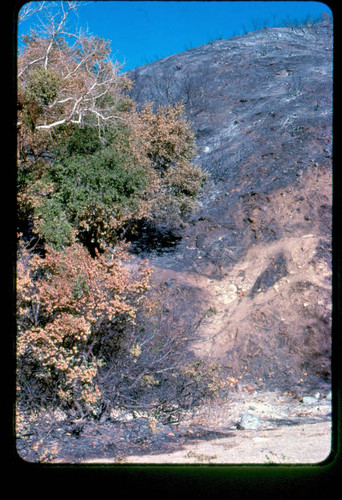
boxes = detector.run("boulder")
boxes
[238,413,263,430]
[302,396,318,405]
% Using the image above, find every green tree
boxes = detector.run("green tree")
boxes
[17,3,204,252]
[29,125,155,250]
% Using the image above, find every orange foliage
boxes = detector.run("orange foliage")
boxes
[130,103,204,225]
[17,239,151,415]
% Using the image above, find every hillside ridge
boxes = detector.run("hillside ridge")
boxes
[127,20,333,390]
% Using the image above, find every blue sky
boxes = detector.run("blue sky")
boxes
[18,1,333,71]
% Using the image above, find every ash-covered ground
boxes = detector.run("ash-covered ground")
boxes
[127,20,333,390]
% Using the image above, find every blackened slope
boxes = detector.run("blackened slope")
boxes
[128,22,331,184]
[126,21,333,389]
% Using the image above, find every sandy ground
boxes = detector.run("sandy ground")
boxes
[121,421,331,464]
[81,389,332,465]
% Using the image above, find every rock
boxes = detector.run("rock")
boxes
[302,396,318,405]
[277,412,289,419]
[238,413,263,430]
[132,410,149,419]
[119,412,134,422]
[110,409,134,422]
[249,252,287,298]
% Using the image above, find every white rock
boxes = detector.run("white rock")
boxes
[109,409,121,420]
[302,396,318,405]
[253,437,268,443]
[277,412,289,419]
[239,413,263,430]
[119,412,134,422]
[54,409,67,422]
[110,409,134,421]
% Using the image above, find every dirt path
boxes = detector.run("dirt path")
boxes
[79,389,332,465]
[121,421,331,464]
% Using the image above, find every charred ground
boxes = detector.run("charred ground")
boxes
[127,20,333,391]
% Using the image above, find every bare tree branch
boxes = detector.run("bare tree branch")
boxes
[19,1,47,22]
[18,2,132,139]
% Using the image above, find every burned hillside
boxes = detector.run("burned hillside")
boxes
[127,20,333,390]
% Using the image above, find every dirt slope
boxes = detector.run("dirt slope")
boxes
[127,20,333,389]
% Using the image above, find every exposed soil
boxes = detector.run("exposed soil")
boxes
[17,384,332,464]
[123,389,332,465]
[128,20,333,388]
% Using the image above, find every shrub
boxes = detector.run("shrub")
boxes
[133,103,205,229]
[17,238,151,416]
[95,280,232,420]
[17,239,228,419]
[18,102,204,252]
